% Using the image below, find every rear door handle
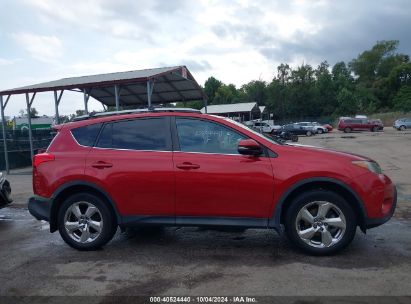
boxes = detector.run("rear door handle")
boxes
[176,162,200,170]
[91,161,113,169]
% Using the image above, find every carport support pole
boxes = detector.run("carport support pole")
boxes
[146,79,154,108]
[83,89,89,114]
[0,95,10,174]
[114,85,120,111]
[25,93,34,164]
[53,91,60,125]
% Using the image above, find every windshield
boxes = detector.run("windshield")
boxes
[220,117,283,145]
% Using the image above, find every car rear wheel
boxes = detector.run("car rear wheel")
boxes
[58,192,117,251]
[291,134,299,142]
[306,131,313,136]
[399,125,406,131]
[285,190,357,255]
[344,127,351,133]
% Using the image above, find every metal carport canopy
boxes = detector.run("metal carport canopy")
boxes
[0,65,207,174]
[0,66,207,106]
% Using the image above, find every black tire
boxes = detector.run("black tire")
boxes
[371,126,378,132]
[285,190,357,255]
[344,127,351,133]
[306,131,313,136]
[57,192,117,251]
[291,134,299,142]
[317,129,323,134]
[399,125,406,131]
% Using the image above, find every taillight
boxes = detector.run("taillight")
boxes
[33,153,55,167]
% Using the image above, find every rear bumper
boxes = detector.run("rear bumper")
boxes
[365,187,397,229]
[28,196,51,221]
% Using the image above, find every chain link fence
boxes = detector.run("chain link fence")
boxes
[0,129,54,170]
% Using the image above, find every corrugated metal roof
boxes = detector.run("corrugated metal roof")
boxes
[201,102,259,114]
[0,66,206,106]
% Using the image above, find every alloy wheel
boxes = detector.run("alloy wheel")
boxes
[295,201,346,248]
[64,201,103,243]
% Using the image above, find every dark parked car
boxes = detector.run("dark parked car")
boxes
[338,118,383,133]
[28,108,396,255]
[0,173,12,209]
[276,123,316,136]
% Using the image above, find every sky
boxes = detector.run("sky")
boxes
[0,0,410,117]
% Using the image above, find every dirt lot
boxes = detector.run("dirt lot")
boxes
[0,128,410,299]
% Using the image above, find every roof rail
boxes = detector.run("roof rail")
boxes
[71,107,201,122]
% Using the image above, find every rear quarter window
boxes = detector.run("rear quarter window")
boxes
[71,123,102,147]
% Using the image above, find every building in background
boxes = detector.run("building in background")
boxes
[201,102,261,122]
[13,116,53,130]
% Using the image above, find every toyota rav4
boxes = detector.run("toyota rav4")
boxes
[28,109,396,255]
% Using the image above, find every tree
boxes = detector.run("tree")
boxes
[239,80,267,105]
[204,76,222,104]
[349,40,400,84]
[275,63,291,119]
[213,84,238,104]
[335,88,358,116]
[30,108,38,118]
[332,61,353,91]
[393,86,411,112]
[314,61,337,116]
[287,64,317,117]
[19,107,38,118]
[75,110,86,117]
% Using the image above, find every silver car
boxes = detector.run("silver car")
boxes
[393,118,411,131]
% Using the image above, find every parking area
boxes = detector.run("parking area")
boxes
[1,128,410,297]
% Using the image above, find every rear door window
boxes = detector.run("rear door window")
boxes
[96,117,171,151]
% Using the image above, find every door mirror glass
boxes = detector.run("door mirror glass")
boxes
[238,139,263,156]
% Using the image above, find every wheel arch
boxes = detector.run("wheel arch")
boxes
[269,177,367,232]
[49,181,121,232]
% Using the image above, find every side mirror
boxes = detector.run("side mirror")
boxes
[238,139,263,156]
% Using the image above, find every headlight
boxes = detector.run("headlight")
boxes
[352,160,382,174]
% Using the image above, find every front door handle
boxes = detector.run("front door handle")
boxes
[91,161,113,169]
[176,162,200,170]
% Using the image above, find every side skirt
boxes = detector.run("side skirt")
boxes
[120,215,279,231]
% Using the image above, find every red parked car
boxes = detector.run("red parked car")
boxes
[338,118,384,133]
[323,123,333,132]
[29,109,396,255]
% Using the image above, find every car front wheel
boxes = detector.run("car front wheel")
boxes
[58,192,117,251]
[306,131,313,136]
[317,129,323,134]
[344,127,351,133]
[399,125,406,131]
[285,190,357,255]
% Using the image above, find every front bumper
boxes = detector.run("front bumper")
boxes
[0,177,12,209]
[365,186,397,229]
[28,196,51,221]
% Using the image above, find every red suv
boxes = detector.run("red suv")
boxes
[338,118,384,133]
[28,109,396,255]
